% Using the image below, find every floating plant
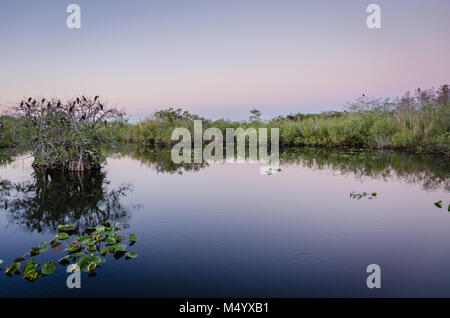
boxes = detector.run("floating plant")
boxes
[433,201,450,211]
[1,221,139,281]
[349,192,377,200]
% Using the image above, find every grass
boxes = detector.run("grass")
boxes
[118,85,449,155]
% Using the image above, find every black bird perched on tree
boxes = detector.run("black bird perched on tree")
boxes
[20,101,24,107]
[28,97,32,103]
[69,106,74,112]
[76,97,80,104]
[94,95,99,102]
[26,103,30,108]
[57,101,61,108]
[41,98,46,103]
[32,99,36,106]
[99,103,103,110]
[47,102,51,109]
[83,96,87,102]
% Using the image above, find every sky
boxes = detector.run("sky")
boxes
[0,0,449,120]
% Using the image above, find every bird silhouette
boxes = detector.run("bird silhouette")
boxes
[99,103,103,110]
[82,96,87,102]
[41,98,46,103]
[20,101,24,107]
[28,97,32,102]
[69,106,74,112]
[57,101,61,108]
[94,95,99,102]
[76,97,80,104]
[47,102,51,109]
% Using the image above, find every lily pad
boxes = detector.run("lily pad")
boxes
[56,232,69,240]
[125,251,138,259]
[5,262,21,275]
[41,262,56,275]
[129,234,139,242]
[106,236,116,245]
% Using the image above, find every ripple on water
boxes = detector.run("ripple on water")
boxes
[290,251,332,267]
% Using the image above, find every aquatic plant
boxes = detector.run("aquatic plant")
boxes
[434,201,450,211]
[349,192,377,200]
[1,221,138,281]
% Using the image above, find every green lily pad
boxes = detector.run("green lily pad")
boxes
[58,224,76,230]
[56,232,69,240]
[106,236,116,245]
[24,268,39,281]
[5,262,21,275]
[129,234,139,242]
[41,262,56,275]
[125,251,138,259]
[95,225,106,233]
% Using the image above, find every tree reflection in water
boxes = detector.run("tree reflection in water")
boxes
[115,145,449,192]
[0,168,133,233]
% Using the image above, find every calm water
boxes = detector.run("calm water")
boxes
[0,147,449,297]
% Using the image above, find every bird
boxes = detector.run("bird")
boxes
[99,103,103,110]
[57,101,61,108]
[28,97,32,102]
[20,101,24,107]
[41,98,46,103]
[81,113,86,120]
[76,97,80,104]
[94,95,99,102]
[82,96,87,102]
[47,102,51,109]
[32,99,36,106]
[362,94,365,97]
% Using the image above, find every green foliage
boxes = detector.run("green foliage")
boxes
[6,96,125,170]
[116,85,449,155]
[1,221,139,281]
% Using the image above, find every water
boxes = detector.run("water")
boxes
[0,147,449,297]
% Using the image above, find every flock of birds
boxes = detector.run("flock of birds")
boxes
[17,96,107,124]
[20,95,103,113]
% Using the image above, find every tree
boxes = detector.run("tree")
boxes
[11,96,125,171]
[249,108,262,122]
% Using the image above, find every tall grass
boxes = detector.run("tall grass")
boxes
[118,85,449,155]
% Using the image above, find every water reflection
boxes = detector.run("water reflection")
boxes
[0,146,448,235]
[111,145,208,175]
[0,168,133,233]
[114,145,449,191]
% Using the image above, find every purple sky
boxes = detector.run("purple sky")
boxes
[1,0,449,120]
